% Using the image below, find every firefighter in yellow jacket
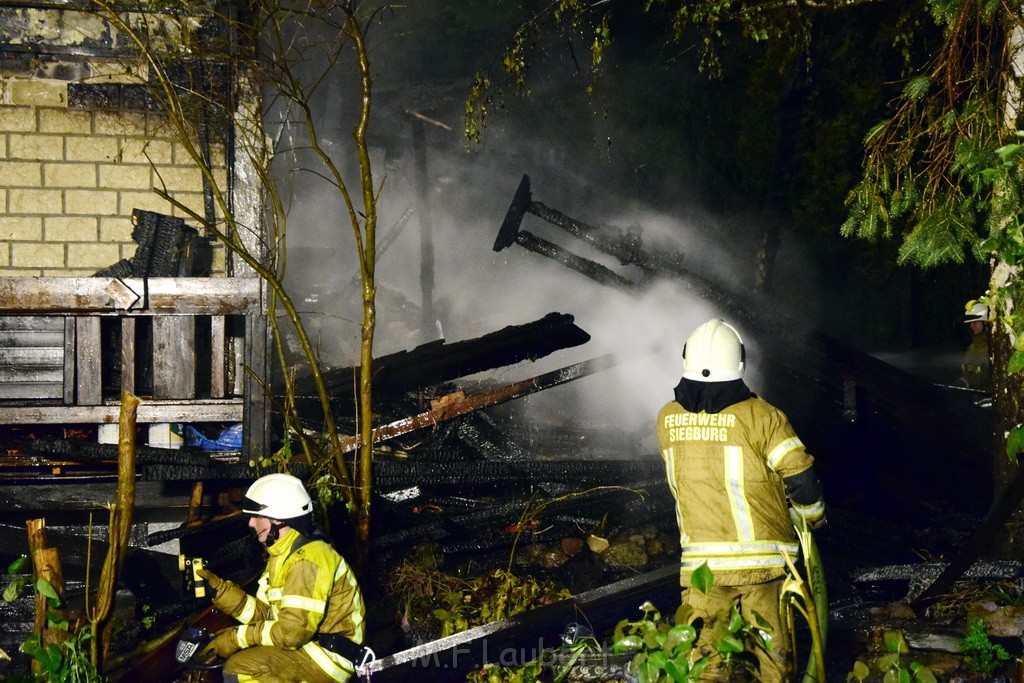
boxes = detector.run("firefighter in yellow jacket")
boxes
[658,319,825,682]
[197,473,368,683]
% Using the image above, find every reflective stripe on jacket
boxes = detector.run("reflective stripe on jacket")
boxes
[211,528,366,681]
[657,396,820,586]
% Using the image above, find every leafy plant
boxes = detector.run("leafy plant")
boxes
[610,563,770,682]
[432,568,571,638]
[2,572,104,683]
[847,629,938,683]
[960,618,1009,677]
[385,562,571,639]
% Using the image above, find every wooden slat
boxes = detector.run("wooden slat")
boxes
[0,316,64,331]
[74,317,102,405]
[0,277,262,315]
[0,330,64,346]
[152,315,196,399]
[0,399,244,424]
[0,383,63,400]
[0,367,63,383]
[210,315,226,398]
[0,348,63,366]
[121,317,136,395]
[63,318,75,404]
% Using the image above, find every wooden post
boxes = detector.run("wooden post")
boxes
[26,518,68,673]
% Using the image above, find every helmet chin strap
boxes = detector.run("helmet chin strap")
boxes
[258,520,287,546]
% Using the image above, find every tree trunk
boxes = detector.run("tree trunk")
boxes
[990,19,1024,554]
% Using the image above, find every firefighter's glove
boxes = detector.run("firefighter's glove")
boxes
[197,567,226,596]
[201,627,242,660]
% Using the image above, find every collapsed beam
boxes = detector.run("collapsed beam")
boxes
[338,354,617,454]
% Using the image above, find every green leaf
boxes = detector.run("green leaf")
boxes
[1006,424,1024,462]
[902,76,931,101]
[664,657,690,682]
[850,660,871,681]
[884,629,909,654]
[663,623,697,653]
[691,562,713,594]
[613,634,644,653]
[7,555,27,575]
[1008,349,1024,375]
[36,578,59,601]
[716,634,744,654]
[3,576,28,602]
[911,662,938,683]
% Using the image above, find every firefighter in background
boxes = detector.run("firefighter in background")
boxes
[657,319,826,682]
[197,473,368,683]
[960,302,991,392]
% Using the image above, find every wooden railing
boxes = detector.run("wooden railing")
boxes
[0,276,270,455]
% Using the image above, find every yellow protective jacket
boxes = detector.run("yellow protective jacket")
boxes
[211,528,366,681]
[658,396,824,586]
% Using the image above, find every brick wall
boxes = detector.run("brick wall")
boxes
[0,87,227,276]
[0,4,229,277]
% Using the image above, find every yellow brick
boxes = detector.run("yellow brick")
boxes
[67,243,120,269]
[45,216,98,242]
[211,244,226,274]
[122,243,137,261]
[171,192,207,218]
[100,216,134,242]
[9,79,67,107]
[153,165,204,193]
[120,190,175,215]
[0,160,42,187]
[11,242,64,269]
[38,108,91,134]
[0,216,43,240]
[65,189,117,215]
[94,110,147,137]
[66,135,119,162]
[9,188,63,215]
[0,243,9,267]
[44,163,97,188]
[0,106,36,133]
[9,134,64,161]
[99,163,153,191]
[118,138,173,165]
[0,136,8,160]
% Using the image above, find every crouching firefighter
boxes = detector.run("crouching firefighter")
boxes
[197,473,372,682]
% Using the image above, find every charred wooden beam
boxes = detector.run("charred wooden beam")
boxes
[298,312,592,407]
[513,231,639,290]
[337,354,617,454]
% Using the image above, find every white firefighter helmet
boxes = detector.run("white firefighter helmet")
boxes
[682,318,746,382]
[964,301,989,324]
[242,473,313,520]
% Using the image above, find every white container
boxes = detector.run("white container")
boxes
[148,423,184,450]
[97,424,119,444]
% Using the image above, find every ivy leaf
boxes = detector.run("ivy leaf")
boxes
[1007,424,1024,463]
[36,579,59,602]
[883,629,910,654]
[691,562,713,595]
[613,634,644,653]
[1008,350,1024,375]
[7,555,27,575]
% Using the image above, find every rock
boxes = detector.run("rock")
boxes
[587,534,610,554]
[561,537,584,557]
[515,543,569,570]
[600,541,648,571]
